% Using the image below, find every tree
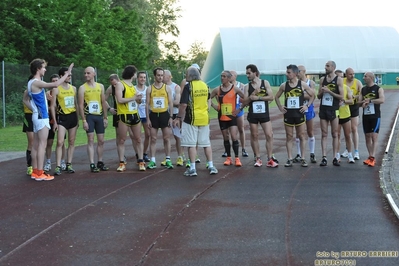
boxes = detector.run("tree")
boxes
[186,41,208,69]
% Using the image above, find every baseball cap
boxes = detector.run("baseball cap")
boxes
[190,63,200,70]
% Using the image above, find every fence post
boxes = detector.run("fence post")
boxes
[2,61,5,128]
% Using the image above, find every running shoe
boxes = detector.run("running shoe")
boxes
[293,154,302,163]
[368,157,375,167]
[165,160,174,169]
[35,173,55,181]
[301,159,308,167]
[271,154,279,164]
[341,149,349,158]
[44,161,51,172]
[235,157,242,167]
[310,153,317,163]
[147,161,157,169]
[254,158,262,167]
[363,157,371,165]
[176,157,184,166]
[66,164,75,173]
[267,158,278,168]
[61,161,67,171]
[195,156,201,163]
[54,166,62,176]
[348,154,355,164]
[117,163,126,172]
[221,152,228,157]
[242,149,249,157]
[139,162,146,171]
[161,159,167,166]
[26,166,33,176]
[184,168,197,176]
[320,157,327,167]
[143,153,150,162]
[354,151,360,160]
[333,158,340,166]
[97,162,109,171]
[90,163,100,173]
[209,166,218,175]
[185,159,191,168]
[284,159,293,167]
[224,157,233,166]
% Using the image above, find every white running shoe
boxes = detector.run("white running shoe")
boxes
[341,149,349,158]
[354,151,360,160]
[348,153,355,164]
[44,161,51,172]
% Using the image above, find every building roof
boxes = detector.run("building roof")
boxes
[202,26,399,86]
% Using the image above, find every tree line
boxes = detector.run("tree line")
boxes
[0,0,209,126]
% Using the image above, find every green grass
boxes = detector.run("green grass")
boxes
[0,115,116,151]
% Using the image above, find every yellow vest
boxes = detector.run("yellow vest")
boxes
[339,84,351,119]
[116,81,138,115]
[83,83,103,115]
[57,84,76,115]
[149,84,169,113]
[344,77,359,104]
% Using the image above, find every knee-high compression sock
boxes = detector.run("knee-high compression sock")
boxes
[224,140,231,157]
[232,140,239,157]
[308,136,315,154]
[26,150,32,167]
[295,138,301,156]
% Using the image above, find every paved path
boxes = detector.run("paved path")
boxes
[1,91,399,266]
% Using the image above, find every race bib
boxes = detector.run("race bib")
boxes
[221,103,233,115]
[129,100,137,112]
[287,96,300,109]
[252,101,266,113]
[64,96,74,109]
[88,101,100,114]
[322,93,333,106]
[153,97,165,109]
[364,102,375,115]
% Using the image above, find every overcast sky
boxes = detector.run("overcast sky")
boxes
[173,0,399,53]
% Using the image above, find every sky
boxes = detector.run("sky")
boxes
[174,0,399,54]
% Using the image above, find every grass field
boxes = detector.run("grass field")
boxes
[1,85,396,151]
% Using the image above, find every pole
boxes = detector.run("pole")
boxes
[2,61,5,128]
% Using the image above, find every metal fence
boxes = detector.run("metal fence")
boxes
[0,61,185,127]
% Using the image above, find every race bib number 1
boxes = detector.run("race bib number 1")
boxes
[221,103,233,115]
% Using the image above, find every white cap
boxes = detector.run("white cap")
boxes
[190,63,200,70]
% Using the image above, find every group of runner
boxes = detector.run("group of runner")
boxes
[22,59,384,181]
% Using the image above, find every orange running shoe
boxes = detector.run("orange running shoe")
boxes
[35,173,55,181]
[363,157,371,165]
[235,157,242,167]
[368,157,375,167]
[31,172,38,180]
[224,157,233,166]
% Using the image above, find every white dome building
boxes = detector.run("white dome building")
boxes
[202,26,399,87]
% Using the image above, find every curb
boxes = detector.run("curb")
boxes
[380,106,399,219]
